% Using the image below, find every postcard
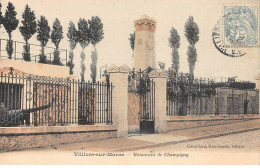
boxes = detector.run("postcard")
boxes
[0,0,259,165]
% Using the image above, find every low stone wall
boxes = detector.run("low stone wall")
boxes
[0,125,117,152]
[167,114,260,131]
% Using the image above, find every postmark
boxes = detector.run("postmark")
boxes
[223,5,259,47]
[212,14,247,57]
[212,4,260,57]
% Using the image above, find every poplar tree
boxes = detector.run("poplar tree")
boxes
[168,27,180,75]
[36,16,50,63]
[51,18,63,65]
[3,2,19,59]
[78,18,90,81]
[19,4,37,61]
[184,16,199,78]
[88,16,104,83]
[67,21,79,75]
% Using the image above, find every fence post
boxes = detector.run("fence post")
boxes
[149,69,168,133]
[107,65,130,137]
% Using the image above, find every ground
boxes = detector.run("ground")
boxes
[0,119,259,165]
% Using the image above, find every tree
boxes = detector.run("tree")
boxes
[3,2,19,59]
[19,4,37,61]
[88,16,104,83]
[128,31,135,54]
[184,16,199,78]
[168,27,180,74]
[78,18,90,81]
[51,18,63,65]
[67,21,79,75]
[36,16,50,64]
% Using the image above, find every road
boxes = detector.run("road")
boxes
[0,119,259,164]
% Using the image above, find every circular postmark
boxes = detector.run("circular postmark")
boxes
[212,13,247,57]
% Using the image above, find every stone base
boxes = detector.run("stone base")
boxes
[167,114,260,131]
[0,125,117,152]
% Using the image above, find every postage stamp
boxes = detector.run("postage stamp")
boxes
[223,5,259,47]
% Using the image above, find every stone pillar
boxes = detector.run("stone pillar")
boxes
[149,69,168,133]
[107,65,130,137]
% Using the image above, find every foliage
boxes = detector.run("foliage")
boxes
[89,16,104,82]
[19,5,36,42]
[22,44,31,61]
[19,4,37,61]
[169,27,180,74]
[184,16,199,78]
[67,21,78,50]
[3,2,19,59]
[51,18,63,48]
[80,51,86,81]
[78,18,90,48]
[67,21,79,75]
[184,16,199,45]
[0,3,3,27]
[88,16,104,46]
[37,16,50,63]
[6,39,13,59]
[52,50,62,65]
[90,48,97,83]
[51,18,63,65]
[129,31,135,52]
[169,28,180,49]
[78,18,90,81]
[167,73,217,115]
[187,45,197,77]
[3,2,19,37]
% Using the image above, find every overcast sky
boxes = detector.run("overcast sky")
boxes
[0,0,259,82]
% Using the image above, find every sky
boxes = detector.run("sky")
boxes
[0,0,259,82]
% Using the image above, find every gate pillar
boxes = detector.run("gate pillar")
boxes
[149,69,168,133]
[108,65,130,137]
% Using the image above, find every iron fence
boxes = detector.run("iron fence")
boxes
[166,73,259,116]
[0,39,68,65]
[0,72,112,127]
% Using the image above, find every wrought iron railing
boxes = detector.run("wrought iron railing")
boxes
[166,73,259,116]
[0,72,112,127]
[0,38,68,65]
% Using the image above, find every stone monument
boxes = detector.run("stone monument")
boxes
[133,15,156,71]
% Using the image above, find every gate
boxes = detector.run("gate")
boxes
[128,69,155,133]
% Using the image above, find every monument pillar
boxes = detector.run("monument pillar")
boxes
[133,15,156,71]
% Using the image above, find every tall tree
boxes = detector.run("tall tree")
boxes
[36,16,50,64]
[88,16,104,83]
[67,21,79,75]
[19,4,37,62]
[168,27,180,75]
[3,2,19,59]
[51,18,63,65]
[184,16,199,78]
[78,18,90,81]
[128,31,135,56]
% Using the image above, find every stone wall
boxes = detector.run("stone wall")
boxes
[0,58,70,78]
[128,92,140,133]
[0,125,117,152]
[167,114,260,131]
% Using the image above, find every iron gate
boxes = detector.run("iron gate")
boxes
[129,68,155,133]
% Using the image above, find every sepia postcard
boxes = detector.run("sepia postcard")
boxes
[0,0,259,165]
